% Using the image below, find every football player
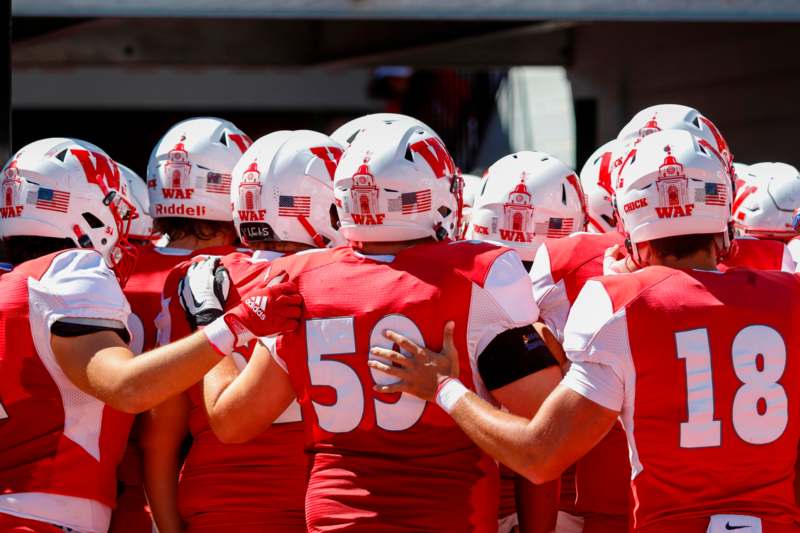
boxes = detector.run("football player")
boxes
[0,138,301,532]
[531,142,631,532]
[376,129,800,532]
[464,150,586,533]
[118,117,251,533]
[151,129,345,532]
[189,119,562,532]
[724,162,799,272]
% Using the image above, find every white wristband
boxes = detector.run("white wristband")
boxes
[202,316,236,357]
[435,378,469,414]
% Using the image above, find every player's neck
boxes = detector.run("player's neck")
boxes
[649,250,718,271]
[167,232,235,251]
[352,238,436,255]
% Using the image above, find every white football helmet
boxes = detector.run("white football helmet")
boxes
[334,120,461,243]
[617,104,732,172]
[466,151,586,260]
[330,113,434,147]
[0,138,138,281]
[579,138,630,233]
[616,130,731,263]
[460,172,484,238]
[120,164,156,243]
[732,162,800,240]
[147,117,251,222]
[232,130,345,248]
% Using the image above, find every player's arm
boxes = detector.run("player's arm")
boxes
[203,341,296,443]
[140,394,190,533]
[51,257,302,414]
[370,324,618,483]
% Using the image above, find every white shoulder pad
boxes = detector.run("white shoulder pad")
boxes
[780,243,797,273]
[482,250,539,325]
[28,249,130,331]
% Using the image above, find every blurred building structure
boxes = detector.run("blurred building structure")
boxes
[8,0,800,171]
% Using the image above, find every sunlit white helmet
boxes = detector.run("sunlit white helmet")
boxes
[232,130,345,248]
[460,172,484,238]
[334,120,461,243]
[732,162,800,240]
[579,138,630,233]
[0,138,138,282]
[119,164,156,243]
[466,151,586,260]
[617,104,732,172]
[147,117,251,222]
[330,113,434,147]
[616,130,731,263]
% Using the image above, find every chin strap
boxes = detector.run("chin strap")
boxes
[297,215,329,248]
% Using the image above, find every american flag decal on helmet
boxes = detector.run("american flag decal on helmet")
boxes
[206,172,232,194]
[694,182,727,206]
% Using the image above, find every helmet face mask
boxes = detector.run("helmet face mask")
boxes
[333,121,461,244]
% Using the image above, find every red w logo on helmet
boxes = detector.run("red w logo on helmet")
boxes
[409,138,455,179]
[70,149,121,192]
[310,146,344,180]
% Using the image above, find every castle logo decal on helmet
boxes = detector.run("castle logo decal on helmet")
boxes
[161,137,194,200]
[348,160,385,225]
[1,161,23,218]
[655,145,694,218]
[499,175,534,242]
[639,115,661,138]
[237,161,266,222]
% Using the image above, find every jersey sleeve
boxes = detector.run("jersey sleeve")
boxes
[530,241,571,343]
[561,279,634,413]
[28,249,130,333]
[466,250,543,395]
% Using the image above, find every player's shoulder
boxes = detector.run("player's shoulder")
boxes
[413,239,519,288]
[20,248,112,282]
[589,265,681,312]
[269,246,346,277]
[543,232,624,272]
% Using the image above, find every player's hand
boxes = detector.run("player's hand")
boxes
[603,244,639,275]
[179,257,231,330]
[367,321,459,402]
[222,273,303,342]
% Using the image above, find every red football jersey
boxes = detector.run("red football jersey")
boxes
[0,250,133,532]
[112,244,241,533]
[530,231,631,530]
[160,250,307,531]
[267,241,538,532]
[564,266,800,532]
[719,237,795,272]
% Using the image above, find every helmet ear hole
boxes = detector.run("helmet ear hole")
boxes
[437,206,452,218]
[82,212,105,229]
[329,204,341,230]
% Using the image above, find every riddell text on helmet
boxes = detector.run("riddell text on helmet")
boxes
[155,203,207,217]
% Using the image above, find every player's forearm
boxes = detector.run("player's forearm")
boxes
[143,452,184,533]
[447,391,557,484]
[94,331,223,413]
[515,477,559,533]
